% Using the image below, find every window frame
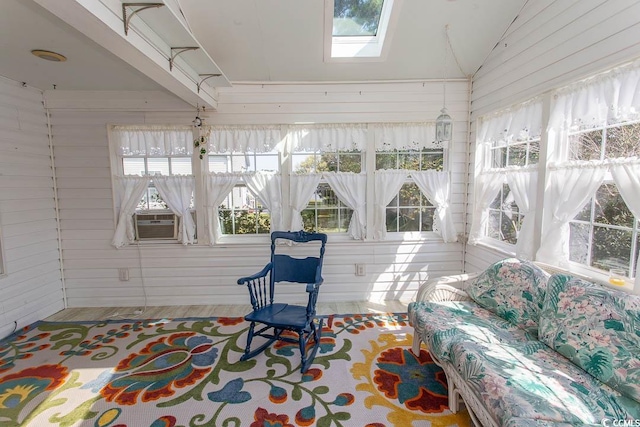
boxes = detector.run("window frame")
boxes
[375,148,446,239]
[323,0,402,62]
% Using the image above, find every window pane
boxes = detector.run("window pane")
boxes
[340,208,353,231]
[333,0,383,36]
[421,151,444,171]
[569,130,602,160]
[591,226,632,273]
[528,140,540,165]
[147,158,170,175]
[574,199,592,222]
[421,207,435,231]
[302,209,317,232]
[317,208,339,232]
[569,222,590,264]
[398,183,420,206]
[487,210,501,239]
[489,190,502,209]
[171,158,192,175]
[398,208,420,232]
[293,154,318,173]
[317,183,340,207]
[231,154,252,172]
[492,147,506,168]
[233,210,257,234]
[339,153,362,173]
[376,152,397,169]
[255,154,280,172]
[123,158,145,175]
[605,122,640,158]
[209,155,229,173]
[399,152,420,170]
[148,186,167,210]
[385,207,398,232]
[508,143,527,166]
[594,184,633,228]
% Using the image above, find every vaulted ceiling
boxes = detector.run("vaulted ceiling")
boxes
[0,0,526,105]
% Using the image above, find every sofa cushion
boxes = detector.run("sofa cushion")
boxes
[408,300,535,362]
[450,339,640,426]
[539,274,640,404]
[467,258,550,336]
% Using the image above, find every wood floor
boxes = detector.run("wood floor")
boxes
[45,300,409,322]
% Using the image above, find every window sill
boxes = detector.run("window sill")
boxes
[566,262,636,293]
[474,238,517,257]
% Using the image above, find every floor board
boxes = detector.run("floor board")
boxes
[45,301,408,322]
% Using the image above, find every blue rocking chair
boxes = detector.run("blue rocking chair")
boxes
[237,230,327,373]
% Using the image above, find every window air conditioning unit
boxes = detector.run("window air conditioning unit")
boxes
[135,213,177,240]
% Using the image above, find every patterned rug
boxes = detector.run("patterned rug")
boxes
[0,313,470,427]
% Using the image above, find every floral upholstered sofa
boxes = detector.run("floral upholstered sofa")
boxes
[407,258,640,427]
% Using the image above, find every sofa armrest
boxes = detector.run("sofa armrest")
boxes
[415,272,481,303]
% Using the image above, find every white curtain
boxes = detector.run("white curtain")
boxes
[478,99,543,145]
[411,171,457,243]
[610,158,640,290]
[468,172,505,245]
[244,172,283,233]
[289,124,367,152]
[536,163,607,266]
[153,176,196,245]
[204,173,239,244]
[373,170,408,240]
[205,125,283,153]
[290,174,322,231]
[324,172,367,239]
[112,126,193,156]
[550,59,640,130]
[505,168,538,260]
[373,123,440,150]
[111,176,150,248]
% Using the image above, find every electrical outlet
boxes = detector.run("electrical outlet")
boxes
[118,268,129,281]
[355,264,366,276]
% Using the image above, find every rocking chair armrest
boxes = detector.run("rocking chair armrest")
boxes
[305,279,323,293]
[237,263,273,285]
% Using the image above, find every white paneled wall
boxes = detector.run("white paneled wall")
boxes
[52,80,469,308]
[465,0,640,272]
[0,78,63,338]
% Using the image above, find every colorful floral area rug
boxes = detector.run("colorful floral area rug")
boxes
[0,313,471,427]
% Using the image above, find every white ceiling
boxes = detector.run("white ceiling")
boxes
[0,0,526,92]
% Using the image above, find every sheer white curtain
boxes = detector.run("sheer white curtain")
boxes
[204,173,239,244]
[289,124,367,151]
[411,171,457,243]
[153,176,196,245]
[505,168,538,260]
[205,125,283,153]
[112,176,150,248]
[373,170,408,240]
[536,164,607,266]
[244,172,283,233]
[468,172,505,245]
[324,172,367,239]
[290,174,322,231]
[610,159,640,290]
[112,126,193,156]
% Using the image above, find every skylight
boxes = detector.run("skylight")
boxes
[324,0,402,61]
[332,0,383,37]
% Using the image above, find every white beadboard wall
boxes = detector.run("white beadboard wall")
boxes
[51,80,470,308]
[464,0,640,272]
[0,78,64,338]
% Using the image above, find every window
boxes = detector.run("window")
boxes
[376,149,443,233]
[489,138,540,168]
[211,150,280,235]
[567,120,640,279]
[324,0,401,60]
[569,183,638,279]
[487,183,520,245]
[122,157,192,210]
[293,150,361,233]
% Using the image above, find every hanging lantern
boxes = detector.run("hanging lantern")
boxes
[436,107,453,143]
